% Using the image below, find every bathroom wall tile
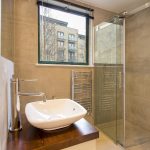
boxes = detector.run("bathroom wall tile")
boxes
[14,22,38,64]
[143,74,150,98]
[14,0,38,25]
[126,8,150,72]
[15,63,93,114]
[125,7,150,137]
[1,0,14,61]
[126,94,150,131]
[125,72,146,97]
[126,72,150,129]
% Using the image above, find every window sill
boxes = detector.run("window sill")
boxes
[35,63,94,68]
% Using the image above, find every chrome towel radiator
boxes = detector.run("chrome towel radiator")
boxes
[71,71,92,113]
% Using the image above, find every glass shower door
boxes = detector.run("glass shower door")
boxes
[94,17,125,145]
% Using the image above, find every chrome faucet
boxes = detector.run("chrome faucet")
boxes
[9,77,46,132]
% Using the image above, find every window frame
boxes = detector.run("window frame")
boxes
[38,2,89,65]
[57,31,64,38]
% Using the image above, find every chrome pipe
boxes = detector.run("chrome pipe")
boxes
[9,78,22,132]
[9,77,46,132]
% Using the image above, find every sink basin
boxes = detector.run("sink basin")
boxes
[25,99,87,130]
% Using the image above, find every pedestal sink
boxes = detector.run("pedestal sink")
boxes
[25,99,87,130]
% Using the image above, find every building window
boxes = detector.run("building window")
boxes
[57,50,64,62]
[57,31,64,39]
[68,43,75,49]
[68,34,76,41]
[38,1,91,65]
[68,52,76,62]
[58,41,64,47]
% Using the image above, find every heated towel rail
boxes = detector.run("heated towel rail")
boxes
[71,71,92,113]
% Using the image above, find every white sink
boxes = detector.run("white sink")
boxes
[25,99,87,130]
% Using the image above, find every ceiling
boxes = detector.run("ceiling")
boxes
[76,0,150,13]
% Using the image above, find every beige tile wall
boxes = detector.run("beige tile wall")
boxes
[14,0,114,114]
[125,7,150,130]
[1,0,14,61]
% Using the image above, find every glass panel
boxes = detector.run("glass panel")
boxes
[115,17,125,146]
[94,17,125,145]
[39,5,88,64]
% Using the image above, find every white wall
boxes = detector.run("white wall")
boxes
[0,56,14,150]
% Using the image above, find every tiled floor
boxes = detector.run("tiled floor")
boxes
[125,121,150,147]
[126,142,150,150]
[96,133,124,150]
[86,116,150,150]
[95,119,150,149]
[97,132,150,150]
[96,119,124,144]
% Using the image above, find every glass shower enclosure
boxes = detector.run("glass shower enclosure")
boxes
[94,16,125,146]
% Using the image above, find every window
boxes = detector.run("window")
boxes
[68,34,76,41]
[57,50,64,62]
[68,52,76,62]
[38,1,91,65]
[57,41,64,47]
[57,31,64,39]
[68,43,75,48]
